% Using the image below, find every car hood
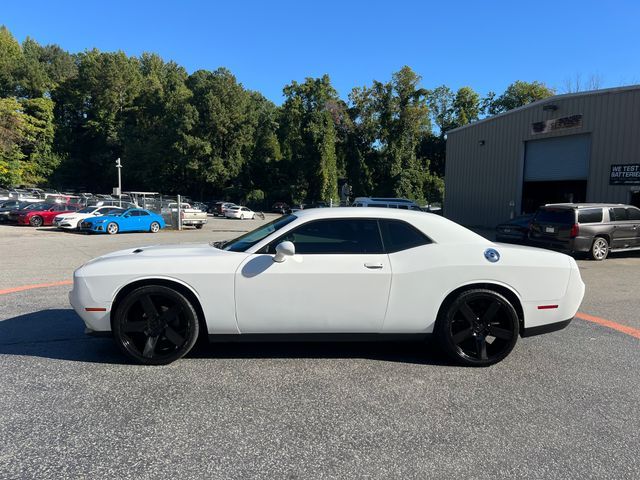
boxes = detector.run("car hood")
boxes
[78,243,246,275]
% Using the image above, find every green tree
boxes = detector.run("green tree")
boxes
[487,80,555,114]
[0,26,22,97]
[279,75,339,204]
[452,86,480,126]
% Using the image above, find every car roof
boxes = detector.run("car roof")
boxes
[292,207,486,244]
[543,203,631,209]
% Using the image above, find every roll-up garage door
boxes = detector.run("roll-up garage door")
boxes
[524,134,590,181]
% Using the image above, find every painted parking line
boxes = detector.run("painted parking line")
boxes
[0,280,72,296]
[576,312,640,340]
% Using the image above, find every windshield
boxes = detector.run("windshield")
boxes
[220,215,297,252]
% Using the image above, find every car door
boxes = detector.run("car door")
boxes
[626,207,640,247]
[234,218,392,333]
[609,207,635,248]
[136,210,152,231]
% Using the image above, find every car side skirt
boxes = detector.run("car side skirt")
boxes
[521,318,573,338]
[208,333,431,343]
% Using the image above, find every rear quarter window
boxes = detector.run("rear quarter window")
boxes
[535,209,575,224]
[578,208,603,223]
[379,219,431,253]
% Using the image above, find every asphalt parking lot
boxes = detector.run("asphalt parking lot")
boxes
[1,216,639,479]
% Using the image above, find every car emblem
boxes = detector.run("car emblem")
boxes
[484,248,500,263]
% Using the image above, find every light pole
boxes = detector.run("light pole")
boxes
[115,157,122,207]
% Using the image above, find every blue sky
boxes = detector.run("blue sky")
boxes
[3,0,639,103]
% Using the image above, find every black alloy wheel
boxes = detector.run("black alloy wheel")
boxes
[437,289,519,367]
[112,285,200,365]
[30,215,43,227]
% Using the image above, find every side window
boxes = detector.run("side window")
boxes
[379,219,431,253]
[577,208,603,223]
[627,208,640,221]
[610,208,628,221]
[267,219,383,254]
[129,210,141,217]
[398,205,408,210]
[138,211,150,216]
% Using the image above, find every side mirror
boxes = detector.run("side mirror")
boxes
[273,241,295,263]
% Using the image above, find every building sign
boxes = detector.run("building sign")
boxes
[531,114,583,135]
[610,164,640,185]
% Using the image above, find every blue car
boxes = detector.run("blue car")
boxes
[81,208,165,235]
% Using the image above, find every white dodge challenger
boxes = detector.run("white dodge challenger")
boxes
[70,208,585,366]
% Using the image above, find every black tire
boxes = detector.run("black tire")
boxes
[30,215,43,227]
[195,224,204,229]
[106,222,119,235]
[590,236,609,261]
[436,289,519,367]
[150,221,160,233]
[112,285,200,365]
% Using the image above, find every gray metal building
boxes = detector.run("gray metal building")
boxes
[445,85,640,228]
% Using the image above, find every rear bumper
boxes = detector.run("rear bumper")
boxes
[527,236,592,253]
[521,318,573,337]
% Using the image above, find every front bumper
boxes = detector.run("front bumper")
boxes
[69,274,112,332]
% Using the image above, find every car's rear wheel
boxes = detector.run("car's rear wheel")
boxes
[112,285,199,365]
[150,221,160,233]
[107,222,119,235]
[30,216,43,227]
[195,224,204,229]
[436,289,519,367]
[590,237,609,261]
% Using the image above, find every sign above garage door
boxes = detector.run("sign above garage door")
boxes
[524,134,590,182]
[531,115,582,135]
[610,164,640,185]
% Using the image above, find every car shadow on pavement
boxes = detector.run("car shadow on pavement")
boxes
[190,339,453,366]
[0,309,126,364]
[0,309,453,366]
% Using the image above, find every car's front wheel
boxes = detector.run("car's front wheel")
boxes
[436,289,519,367]
[30,216,43,227]
[106,222,119,235]
[112,285,200,365]
[590,237,609,261]
[195,224,204,229]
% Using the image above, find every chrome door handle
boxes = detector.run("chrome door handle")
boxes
[364,263,384,269]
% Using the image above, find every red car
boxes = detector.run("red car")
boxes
[10,202,81,227]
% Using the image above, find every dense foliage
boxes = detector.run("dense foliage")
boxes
[0,26,555,205]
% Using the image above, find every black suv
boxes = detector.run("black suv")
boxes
[528,203,640,260]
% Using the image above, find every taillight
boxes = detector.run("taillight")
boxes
[570,223,579,238]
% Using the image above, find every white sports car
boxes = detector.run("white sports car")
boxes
[54,206,123,230]
[69,208,585,366]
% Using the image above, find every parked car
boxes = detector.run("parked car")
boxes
[0,200,27,222]
[225,206,255,219]
[272,202,290,214]
[495,214,534,244]
[352,197,422,210]
[70,208,585,366]
[167,202,208,229]
[53,206,124,230]
[10,202,81,227]
[80,208,165,234]
[528,203,640,260]
[213,202,237,216]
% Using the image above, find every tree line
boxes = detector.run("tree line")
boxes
[0,26,555,205]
